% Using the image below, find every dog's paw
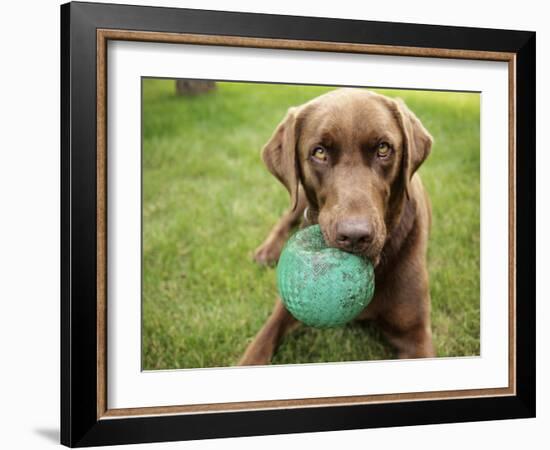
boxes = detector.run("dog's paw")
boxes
[253,240,283,266]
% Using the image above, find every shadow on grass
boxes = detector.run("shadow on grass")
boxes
[272,320,395,365]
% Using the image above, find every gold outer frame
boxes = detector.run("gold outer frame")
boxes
[96,29,516,420]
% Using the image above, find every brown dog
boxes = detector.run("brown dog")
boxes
[240,89,435,365]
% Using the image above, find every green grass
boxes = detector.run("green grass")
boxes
[142,80,480,370]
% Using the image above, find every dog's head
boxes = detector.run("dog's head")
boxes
[262,89,432,264]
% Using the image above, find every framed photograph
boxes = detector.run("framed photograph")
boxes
[61,1,536,447]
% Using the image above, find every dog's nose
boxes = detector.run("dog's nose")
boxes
[335,219,373,252]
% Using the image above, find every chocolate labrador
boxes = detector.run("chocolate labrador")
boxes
[240,89,435,365]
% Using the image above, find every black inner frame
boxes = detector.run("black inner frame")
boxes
[61,2,536,447]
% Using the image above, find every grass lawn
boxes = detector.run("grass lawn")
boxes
[142,79,480,370]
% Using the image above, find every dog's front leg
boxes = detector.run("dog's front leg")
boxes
[380,319,435,359]
[253,189,306,266]
[374,259,435,359]
[239,299,297,365]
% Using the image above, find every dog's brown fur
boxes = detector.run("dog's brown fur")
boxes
[241,89,435,365]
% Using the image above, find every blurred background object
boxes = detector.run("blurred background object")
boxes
[176,79,217,96]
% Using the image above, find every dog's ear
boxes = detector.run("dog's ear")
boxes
[394,98,433,198]
[262,107,301,211]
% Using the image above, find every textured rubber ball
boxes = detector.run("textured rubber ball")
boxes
[276,225,375,328]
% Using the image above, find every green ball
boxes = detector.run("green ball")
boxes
[276,225,375,328]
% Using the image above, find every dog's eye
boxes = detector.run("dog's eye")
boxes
[376,142,392,158]
[311,146,328,162]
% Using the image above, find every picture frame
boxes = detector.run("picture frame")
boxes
[60,1,535,447]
